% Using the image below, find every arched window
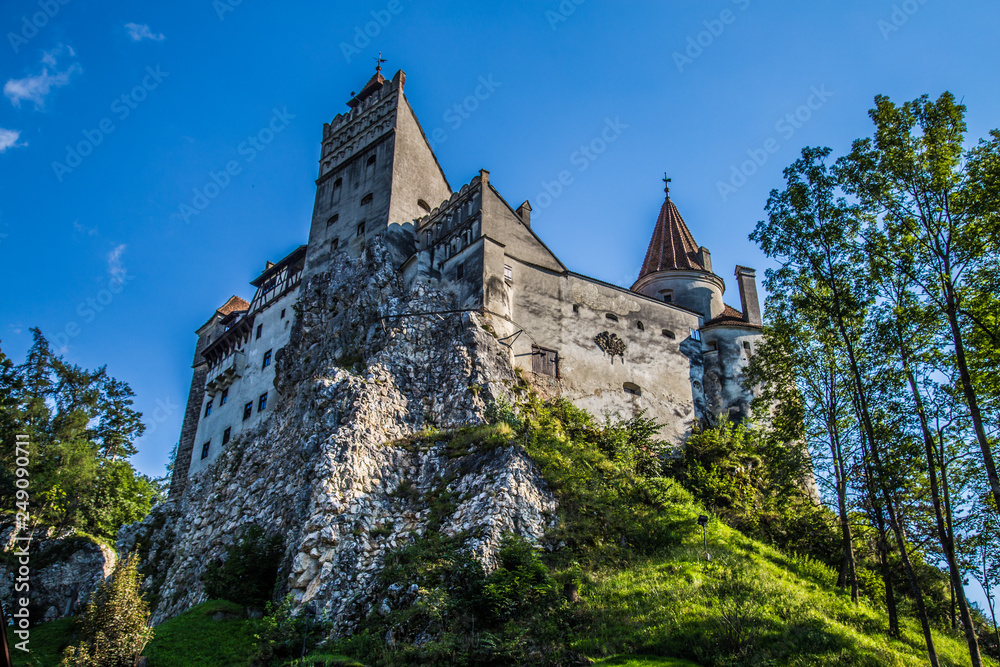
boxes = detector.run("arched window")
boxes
[418,199,431,213]
[605,313,619,323]
[662,329,676,339]
[331,178,343,205]
[327,213,339,226]
[366,154,377,180]
[361,193,374,207]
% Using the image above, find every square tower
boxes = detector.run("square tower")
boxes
[304,69,452,277]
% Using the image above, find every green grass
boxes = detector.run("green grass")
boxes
[143,600,256,666]
[592,657,703,667]
[4,616,78,666]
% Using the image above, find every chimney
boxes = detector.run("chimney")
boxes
[517,200,532,227]
[698,246,712,273]
[735,266,762,326]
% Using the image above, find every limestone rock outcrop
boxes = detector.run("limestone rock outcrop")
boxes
[119,236,557,628]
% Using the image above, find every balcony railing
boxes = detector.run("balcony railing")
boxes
[205,351,246,396]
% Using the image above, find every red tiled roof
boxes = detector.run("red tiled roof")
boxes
[703,303,762,329]
[637,194,706,279]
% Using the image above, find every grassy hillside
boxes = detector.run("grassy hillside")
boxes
[9,397,994,666]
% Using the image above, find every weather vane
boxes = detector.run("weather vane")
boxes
[663,173,672,195]
[375,52,387,74]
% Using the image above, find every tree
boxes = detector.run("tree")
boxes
[752,146,941,663]
[60,552,154,666]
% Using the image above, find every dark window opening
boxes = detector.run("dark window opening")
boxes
[418,199,431,213]
[220,388,228,406]
[331,178,343,204]
[222,427,231,445]
[743,341,752,354]
[531,346,559,378]
[706,340,718,351]
[661,290,674,303]
[204,399,213,417]
[662,329,676,339]
[605,313,619,323]
[280,309,286,319]
[366,154,377,179]
[263,349,272,369]
[243,401,253,420]
[572,304,580,313]
[361,193,374,206]
[456,263,464,280]
[357,221,366,237]
[327,213,339,226]
[623,382,642,396]
[256,324,263,340]
[200,441,211,459]
[331,238,339,252]
[258,392,268,412]
[636,321,645,331]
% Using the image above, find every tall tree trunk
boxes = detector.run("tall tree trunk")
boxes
[939,429,959,634]
[898,334,983,666]
[858,427,899,637]
[944,288,1000,516]
[829,406,858,603]
[836,312,939,666]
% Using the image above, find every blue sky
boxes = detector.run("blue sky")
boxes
[1,0,998,509]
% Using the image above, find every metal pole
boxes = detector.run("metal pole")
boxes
[0,600,14,667]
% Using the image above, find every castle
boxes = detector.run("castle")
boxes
[168,67,763,497]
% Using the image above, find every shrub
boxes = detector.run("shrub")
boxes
[203,524,284,609]
[249,595,333,666]
[60,552,154,666]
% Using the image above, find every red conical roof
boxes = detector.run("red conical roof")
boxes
[637,192,706,279]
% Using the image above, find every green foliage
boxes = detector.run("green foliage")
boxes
[202,524,284,609]
[336,532,573,666]
[248,595,333,666]
[0,330,156,539]
[60,552,154,666]
[670,420,838,565]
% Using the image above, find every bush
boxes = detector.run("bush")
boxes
[60,552,154,666]
[203,524,284,609]
[249,595,333,666]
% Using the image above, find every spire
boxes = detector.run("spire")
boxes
[637,180,708,278]
[346,54,388,108]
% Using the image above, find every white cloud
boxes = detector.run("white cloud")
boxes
[125,23,165,42]
[0,128,25,153]
[107,244,127,284]
[74,220,99,236]
[4,46,80,110]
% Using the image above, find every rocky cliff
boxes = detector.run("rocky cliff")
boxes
[118,236,558,629]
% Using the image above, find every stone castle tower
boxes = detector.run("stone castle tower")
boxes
[168,67,764,497]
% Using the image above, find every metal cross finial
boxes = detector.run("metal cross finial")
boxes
[375,52,387,74]
[663,173,672,195]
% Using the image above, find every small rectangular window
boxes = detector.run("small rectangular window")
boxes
[262,349,272,369]
[504,264,513,283]
[706,340,718,351]
[456,263,464,280]
[256,324,263,340]
[258,392,268,412]
[220,388,228,406]
[201,441,211,459]
[222,427,231,445]
[204,399,213,417]
[743,341,752,354]
[243,401,253,420]
[331,238,339,252]
[662,329,676,339]
[357,221,366,237]
[280,309,286,319]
